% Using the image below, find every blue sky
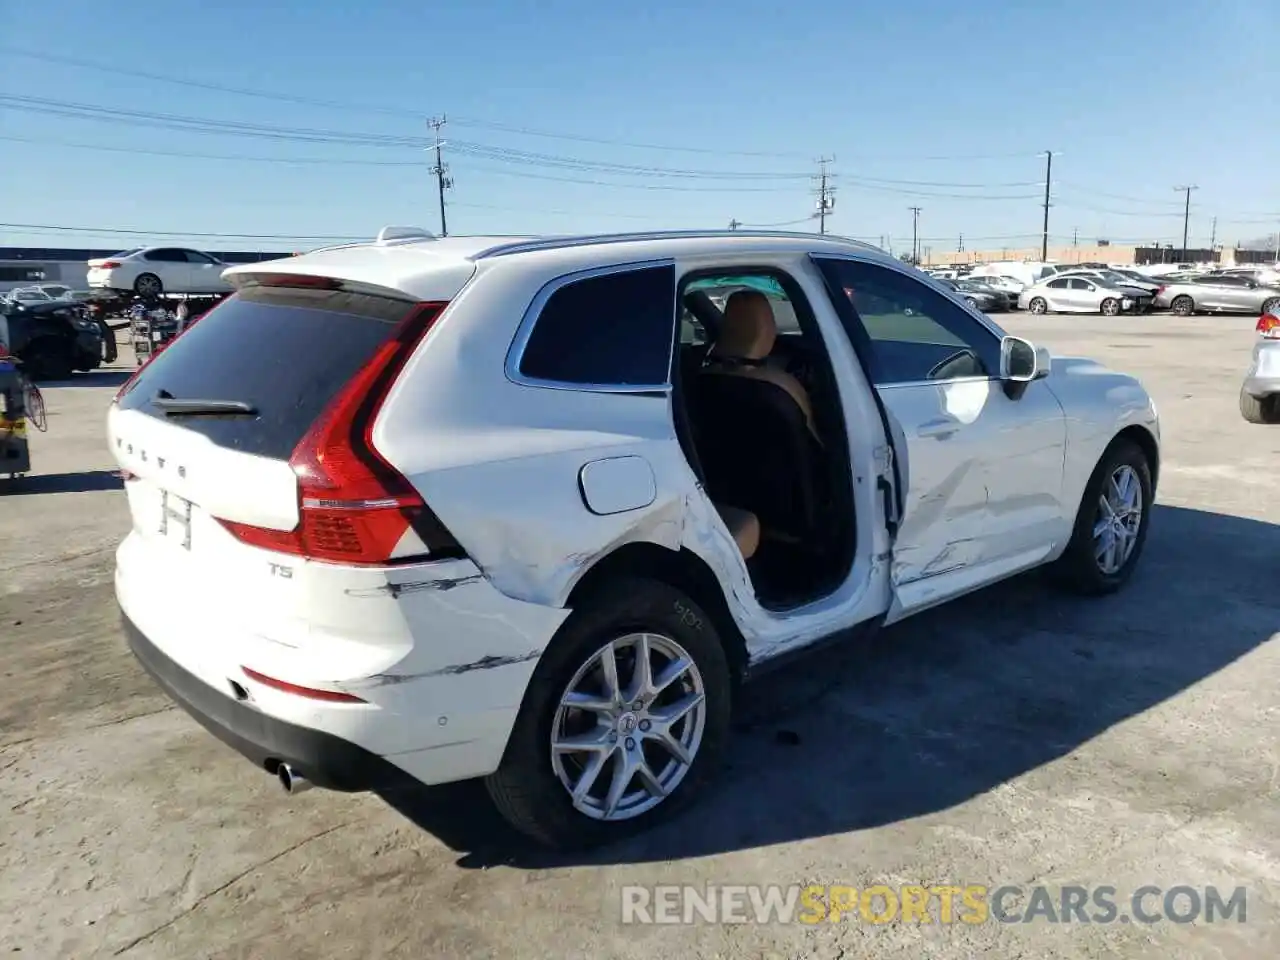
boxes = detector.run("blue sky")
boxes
[2,0,1278,254]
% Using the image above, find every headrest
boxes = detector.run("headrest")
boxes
[715,290,777,360]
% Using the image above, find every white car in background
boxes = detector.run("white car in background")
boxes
[1018,275,1137,316]
[110,227,1160,849]
[87,247,234,297]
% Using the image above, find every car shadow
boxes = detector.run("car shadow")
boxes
[378,504,1277,869]
[1,469,125,495]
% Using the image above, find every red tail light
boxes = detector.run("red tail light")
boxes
[1258,313,1280,338]
[241,667,365,703]
[97,261,122,269]
[217,301,463,565]
[1155,285,1166,296]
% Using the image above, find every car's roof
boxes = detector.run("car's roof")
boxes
[221,229,895,301]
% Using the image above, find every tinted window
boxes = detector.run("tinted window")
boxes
[144,248,188,263]
[816,258,998,384]
[1047,278,1070,289]
[1069,278,1093,290]
[182,250,219,264]
[117,286,417,460]
[518,265,675,387]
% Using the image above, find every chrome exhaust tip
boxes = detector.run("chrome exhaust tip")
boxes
[277,764,313,795]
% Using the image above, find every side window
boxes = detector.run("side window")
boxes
[145,248,186,263]
[816,257,999,385]
[1047,278,1070,289]
[1069,278,1091,291]
[183,250,217,264]
[517,264,675,387]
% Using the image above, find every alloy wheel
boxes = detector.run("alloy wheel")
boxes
[1093,464,1143,575]
[550,632,706,822]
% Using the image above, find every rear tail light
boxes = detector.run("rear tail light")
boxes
[240,667,365,703]
[1258,314,1280,339]
[217,300,464,565]
[1155,285,1166,296]
[97,261,121,269]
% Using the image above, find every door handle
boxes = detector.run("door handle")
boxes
[917,418,958,438]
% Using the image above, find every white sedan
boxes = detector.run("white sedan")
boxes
[87,246,233,297]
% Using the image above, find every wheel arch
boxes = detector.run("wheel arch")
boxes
[565,541,748,683]
[1112,423,1160,492]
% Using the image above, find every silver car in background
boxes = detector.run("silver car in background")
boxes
[1241,313,1280,423]
[1018,275,1137,316]
[1154,275,1280,317]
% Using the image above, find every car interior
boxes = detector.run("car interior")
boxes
[669,270,856,610]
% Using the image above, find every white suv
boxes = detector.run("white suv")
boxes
[110,227,1160,848]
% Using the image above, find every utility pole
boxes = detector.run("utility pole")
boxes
[428,116,453,237]
[1040,150,1053,261]
[1072,226,1078,248]
[813,157,836,235]
[1174,185,1197,260]
[959,233,964,252]
[1209,216,1217,256]
[908,206,921,263]
[728,218,741,231]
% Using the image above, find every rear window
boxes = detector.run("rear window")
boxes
[117,286,416,460]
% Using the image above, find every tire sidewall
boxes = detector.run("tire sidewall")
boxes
[487,577,733,848]
[134,274,162,297]
[1059,440,1154,593]
[1172,296,1193,316]
[1261,298,1280,316]
[1030,298,1047,314]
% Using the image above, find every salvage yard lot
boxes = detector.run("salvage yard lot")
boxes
[2,314,1277,960]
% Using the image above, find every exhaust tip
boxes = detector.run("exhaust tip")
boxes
[277,763,313,795]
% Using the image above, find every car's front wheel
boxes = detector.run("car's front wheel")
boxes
[1050,438,1153,595]
[1100,298,1120,317]
[486,578,732,849]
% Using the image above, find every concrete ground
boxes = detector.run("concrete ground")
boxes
[2,315,1277,960]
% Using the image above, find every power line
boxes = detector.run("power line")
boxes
[0,45,1045,163]
[0,222,362,241]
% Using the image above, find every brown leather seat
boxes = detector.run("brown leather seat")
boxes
[713,502,760,560]
[694,290,829,542]
[705,290,821,444]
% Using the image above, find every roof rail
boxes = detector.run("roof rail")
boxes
[473,228,868,260]
[376,225,437,245]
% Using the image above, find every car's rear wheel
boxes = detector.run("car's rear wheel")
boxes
[1240,387,1280,424]
[965,296,979,309]
[134,273,163,297]
[1260,297,1280,316]
[1100,298,1120,317]
[1171,295,1194,316]
[486,578,732,849]
[1049,438,1153,595]
[1029,297,1048,315]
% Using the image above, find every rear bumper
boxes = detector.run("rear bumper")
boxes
[1242,374,1280,398]
[123,611,393,791]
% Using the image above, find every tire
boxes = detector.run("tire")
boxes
[1100,298,1120,317]
[1260,297,1280,316]
[1029,297,1048,315]
[1171,295,1194,316]
[1240,387,1280,424]
[1049,438,1153,595]
[134,273,163,297]
[22,338,74,380]
[965,297,979,309]
[485,577,733,849]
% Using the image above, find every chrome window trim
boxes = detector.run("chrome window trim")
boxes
[505,258,677,395]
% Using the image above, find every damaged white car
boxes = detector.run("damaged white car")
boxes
[108,227,1160,849]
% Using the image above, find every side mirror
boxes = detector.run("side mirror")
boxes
[999,336,1050,398]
